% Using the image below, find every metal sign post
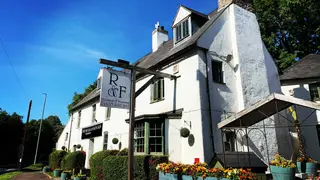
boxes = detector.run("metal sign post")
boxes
[99,59,176,180]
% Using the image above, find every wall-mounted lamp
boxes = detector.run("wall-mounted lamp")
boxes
[226,54,233,62]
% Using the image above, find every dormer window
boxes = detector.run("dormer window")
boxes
[175,19,189,43]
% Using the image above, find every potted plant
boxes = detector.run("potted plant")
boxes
[269,154,296,180]
[42,166,51,173]
[61,170,72,180]
[297,156,318,176]
[198,168,225,180]
[74,173,87,180]
[54,168,63,177]
[156,162,183,179]
[180,128,190,138]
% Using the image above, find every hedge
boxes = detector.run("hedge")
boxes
[103,155,168,180]
[49,150,68,170]
[62,151,86,173]
[89,150,120,180]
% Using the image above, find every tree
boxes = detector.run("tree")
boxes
[253,0,320,72]
[67,80,97,114]
[45,115,64,142]
[0,109,24,167]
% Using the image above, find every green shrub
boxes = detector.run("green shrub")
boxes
[89,150,119,180]
[118,148,128,156]
[103,155,168,180]
[49,150,68,170]
[61,151,86,173]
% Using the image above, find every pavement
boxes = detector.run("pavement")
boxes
[11,172,51,180]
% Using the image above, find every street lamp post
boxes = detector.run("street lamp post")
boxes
[34,93,47,165]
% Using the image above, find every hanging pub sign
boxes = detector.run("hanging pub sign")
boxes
[100,68,131,109]
[81,123,103,139]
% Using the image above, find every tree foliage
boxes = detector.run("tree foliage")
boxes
[253,0,320,72]
[0,108,64,167]
[67,80,97,114]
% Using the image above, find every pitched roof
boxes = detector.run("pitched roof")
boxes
[71,88,100,111]
[71,5,228,112]
[134,6,226,71]
[280,54,320,81]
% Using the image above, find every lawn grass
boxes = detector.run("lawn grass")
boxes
[0,171,22,180]
[23,163,43,171]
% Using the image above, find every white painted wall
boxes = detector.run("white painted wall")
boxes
[281,84,320,161]
[173,6,191,27]
[197,4,292,164]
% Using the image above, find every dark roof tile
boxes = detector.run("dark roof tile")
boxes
[280,54,320,81]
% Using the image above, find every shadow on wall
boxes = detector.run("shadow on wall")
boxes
[292,85,320,161]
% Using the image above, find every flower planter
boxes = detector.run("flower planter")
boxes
[196,177,219,180]
[42,167,50,173]
[182,175,192,180]
[159,172,179,180]
[54,169,62,177]
[74,177,86,180]
[306,162,317,177]
[296,161,306,173]
[270,165,295,180]
[61,172,71,180]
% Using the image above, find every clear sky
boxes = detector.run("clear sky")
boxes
[0,0,218,124]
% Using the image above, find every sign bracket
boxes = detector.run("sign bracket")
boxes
[99,58,177,180]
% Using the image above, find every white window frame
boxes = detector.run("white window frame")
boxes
[212,60,224,84]
[105,107,111,121]
[77,111,81,128]
[92,104,96,123]
[174,18,190,43]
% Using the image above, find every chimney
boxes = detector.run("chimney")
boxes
[152,22,168,52]
[218,0,253,11]
[218,0,233,9]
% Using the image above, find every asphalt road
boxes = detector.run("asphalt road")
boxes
[11,172,50,180]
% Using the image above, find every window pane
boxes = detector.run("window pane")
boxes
[212,61,223,83]
[134,123,145,153]
[309,83,320,101]
[176,25,181,41]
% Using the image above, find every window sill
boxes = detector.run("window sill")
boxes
[175,35,190,45]
[150,98,165,104]
[213,81,226,85]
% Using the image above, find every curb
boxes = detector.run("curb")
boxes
[43,172,54,179]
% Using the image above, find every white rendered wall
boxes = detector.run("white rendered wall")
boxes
[281,84,320,161]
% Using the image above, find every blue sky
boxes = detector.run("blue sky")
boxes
[0,0,217,124]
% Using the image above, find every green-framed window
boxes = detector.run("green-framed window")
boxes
[309,83,320,101]
[134,120,164,155]
[134,123,145,153]
[150,78,164,103]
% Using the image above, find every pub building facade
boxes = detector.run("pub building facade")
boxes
[56,0,320,169]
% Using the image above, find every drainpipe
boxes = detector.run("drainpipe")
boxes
[67,113,73,151]
[201,48,216,160]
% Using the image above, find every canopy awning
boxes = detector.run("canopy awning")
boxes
[218,93,320,129]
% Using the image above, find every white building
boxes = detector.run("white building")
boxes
[280,54,320,161]
[57,0,320,170]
